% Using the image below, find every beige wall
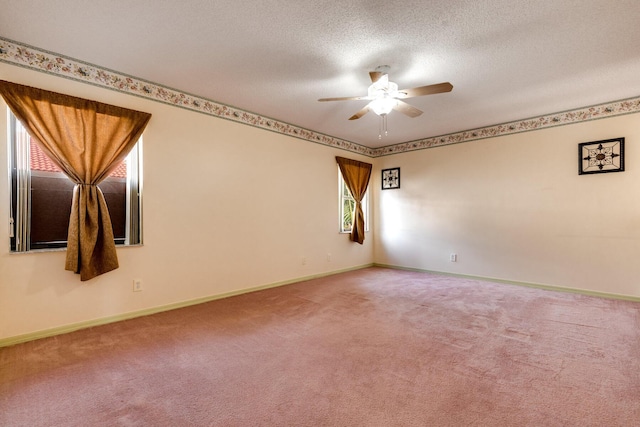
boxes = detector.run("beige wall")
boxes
[374,114,640,298]
[0,63,374,341]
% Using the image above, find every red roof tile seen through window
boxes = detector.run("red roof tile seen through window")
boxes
[30,141,127,178]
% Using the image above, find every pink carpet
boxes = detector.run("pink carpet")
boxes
[1,267,639,426]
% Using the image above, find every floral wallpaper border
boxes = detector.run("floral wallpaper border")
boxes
[1,36,639,158]
[0,37,374,157]
[373,97,640,157]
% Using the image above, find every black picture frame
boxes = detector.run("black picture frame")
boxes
[382,167,400,189]
[578,137,625,175]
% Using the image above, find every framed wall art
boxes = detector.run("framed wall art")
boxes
[382,167,400,189]
[578,137,624,175]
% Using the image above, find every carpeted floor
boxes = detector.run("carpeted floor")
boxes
[1,267,639,426]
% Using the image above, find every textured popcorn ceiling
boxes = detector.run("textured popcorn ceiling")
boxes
[1,0,640,148]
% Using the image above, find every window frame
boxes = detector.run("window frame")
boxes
[7,110,143,252]
[338,168,369,234]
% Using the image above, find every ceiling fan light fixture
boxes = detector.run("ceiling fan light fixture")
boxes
[367,76,397,95]
[367,75,400,116]
[370,97,397,116]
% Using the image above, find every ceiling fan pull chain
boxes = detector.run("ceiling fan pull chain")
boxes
[378,114,390,139]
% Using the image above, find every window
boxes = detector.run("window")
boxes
[339,168,369,233]
[8,111,143,252]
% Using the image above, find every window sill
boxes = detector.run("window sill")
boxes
[9,243,143,255]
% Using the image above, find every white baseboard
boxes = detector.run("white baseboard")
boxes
[6,262,635,348]
[374,263,640,302]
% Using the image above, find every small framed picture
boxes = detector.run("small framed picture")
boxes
[578,137,624,175]
[382,167,400,189]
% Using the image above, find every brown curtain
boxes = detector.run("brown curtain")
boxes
[336,156,372,244]
[0,80,151,281]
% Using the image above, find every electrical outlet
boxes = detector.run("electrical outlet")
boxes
[450,254,457,262]
[133,279,143,292]
[301,257,307,265]
[327,253,332,262]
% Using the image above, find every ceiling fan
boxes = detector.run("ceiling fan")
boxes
[318,66,453,137]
